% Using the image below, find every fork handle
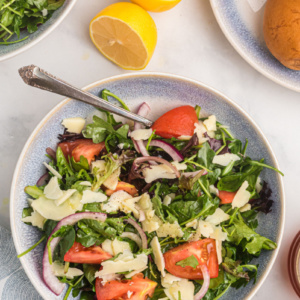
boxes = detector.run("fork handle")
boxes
[18,65,153,127]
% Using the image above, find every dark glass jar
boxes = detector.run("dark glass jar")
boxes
[288,231,300,298]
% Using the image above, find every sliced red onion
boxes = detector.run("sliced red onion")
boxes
[43,212,107,295]
[46,147,56,160]
[124,218,147,249]
[132,102,154,161]
[149,140,184,162]
[134,102,151,131]
[133,156,181,178]
[194,265,210,300]
[36,172,50,187]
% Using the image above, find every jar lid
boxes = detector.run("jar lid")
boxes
[288,231,300,297]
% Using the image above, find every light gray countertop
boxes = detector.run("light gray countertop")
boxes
[0,0,299,299]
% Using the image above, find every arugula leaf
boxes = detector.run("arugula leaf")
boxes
[176,255,199,269]
[222,257,250,281]
[83,264,99,285]
[224,213,277,255]
[56,147,74,178]
[71,156,89,172]
[151,183,165,221]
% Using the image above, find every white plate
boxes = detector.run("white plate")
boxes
[210,0,300,92]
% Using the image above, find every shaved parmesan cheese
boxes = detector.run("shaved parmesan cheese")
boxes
[138,193,162,233]
[212,153,240,166]
[194,122,209,145]
[143,164,176,183]
[163,193,175,206]
[79,181,92,186]
[203,115,217,131]
[125,266,148,278]
[198,220,215,238]
[178,135,192,140]
[240,203,251,212]
[112,239,131,256]
[91,160,106,173]
[80,190,107,204]
[31,193,83,221]
[95,250,148,277]
[205,208,230,225]
[21,210,45,229]
[151,237,165,277]
[247,0,266,12]
[163,277,194,300]
[127,291,133,298]
[162,274,182,287]
[103,167,121,190]
[43,162,62,179]
[185,219,198,229]
[101,239,114,256]
[55,189,77,206]
[156,221,184,238]
[121,232,142,248]
[98,273,121,285]
[52,262,83,279]
[130,128,153,140]
[61,117,85,134]
[210,226,228,264]
[232,181,251,208]
[119,196,141,218]
[171,161,187,170]
[209,185,219,196]
[44,176,63,200]
[256,176,262,193]
[101,190,132,213]
[207,130,216,138]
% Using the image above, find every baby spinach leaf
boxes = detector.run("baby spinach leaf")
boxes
[197,142,215,169]
[83,264,99,285]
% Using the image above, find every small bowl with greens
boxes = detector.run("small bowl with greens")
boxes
[0,0,77,61]
[10,73,285,300]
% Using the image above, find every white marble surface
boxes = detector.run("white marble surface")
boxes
[0,0,299,299]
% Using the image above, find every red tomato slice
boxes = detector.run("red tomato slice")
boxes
[105,182,138,196]
[71,142,105,164]
[151,105,198,139]
[64,241,112,264]
[218,190,237,204]
[58,139,94,158]
[95,273,157,300]
[164,239,219,279]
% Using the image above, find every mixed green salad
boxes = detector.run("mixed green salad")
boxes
[20,90,282,300]
[0,0,65,45]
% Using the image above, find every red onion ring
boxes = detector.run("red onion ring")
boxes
[133,156,181,178]
[125,218,148,249]
[194,265,210,300]
[149,140,184,162]
[36,172,50,187]
[43,212,107,295]
[132,102,154,160]
[46,147,56,160]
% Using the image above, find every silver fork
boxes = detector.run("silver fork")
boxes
[18,65,153,127]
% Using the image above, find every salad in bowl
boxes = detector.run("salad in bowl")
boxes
[19,89,282,300]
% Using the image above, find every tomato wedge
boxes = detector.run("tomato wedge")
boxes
[72,142,105,164]
[105,181,138,196]
[95,273,157,300]
[164,239,218,279]
[58,139,105,164]
[64,241,112,264]
[151,105,198,139]
[218,190,237,204]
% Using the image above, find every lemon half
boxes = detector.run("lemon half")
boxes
[89,2,157,70]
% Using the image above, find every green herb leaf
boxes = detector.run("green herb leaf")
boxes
[176,255,199,269]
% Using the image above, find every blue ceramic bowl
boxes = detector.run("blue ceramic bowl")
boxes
[0,0,77,62]
[10,73,285,299]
